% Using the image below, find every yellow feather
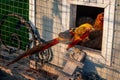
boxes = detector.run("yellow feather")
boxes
[74,23,93,41]
[74,23,93,36]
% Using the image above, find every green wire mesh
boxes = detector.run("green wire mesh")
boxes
[0,0,29,50]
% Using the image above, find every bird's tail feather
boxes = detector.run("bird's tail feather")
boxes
[7,38,59,66]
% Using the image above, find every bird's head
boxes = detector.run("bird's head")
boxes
[97,12,104,23]
[93,12,104,30]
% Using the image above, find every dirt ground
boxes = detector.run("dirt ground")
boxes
[0,50,58,80]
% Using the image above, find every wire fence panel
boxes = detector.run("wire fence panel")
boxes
[0,0,29,50]
[0,0,120,80]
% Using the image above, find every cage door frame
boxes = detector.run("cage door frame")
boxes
[66,0,115,66]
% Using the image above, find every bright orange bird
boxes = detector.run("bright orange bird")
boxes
[93,12,104,31]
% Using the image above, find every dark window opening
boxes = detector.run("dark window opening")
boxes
[76,5,104,50]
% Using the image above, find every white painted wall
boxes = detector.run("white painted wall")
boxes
[35,0,120,79]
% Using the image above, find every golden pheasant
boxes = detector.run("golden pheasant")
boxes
[7,23,93,66]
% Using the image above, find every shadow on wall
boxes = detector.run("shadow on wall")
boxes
[82,58,106,80]
[73,53,120,80]
[52,0,65,31]
[42,16,53,40]
[42,0,64,40]
[52,0,61,16]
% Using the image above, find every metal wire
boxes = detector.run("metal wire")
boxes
[0,13,36,53]
[36,0,120,80]
[0,0,120,80]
